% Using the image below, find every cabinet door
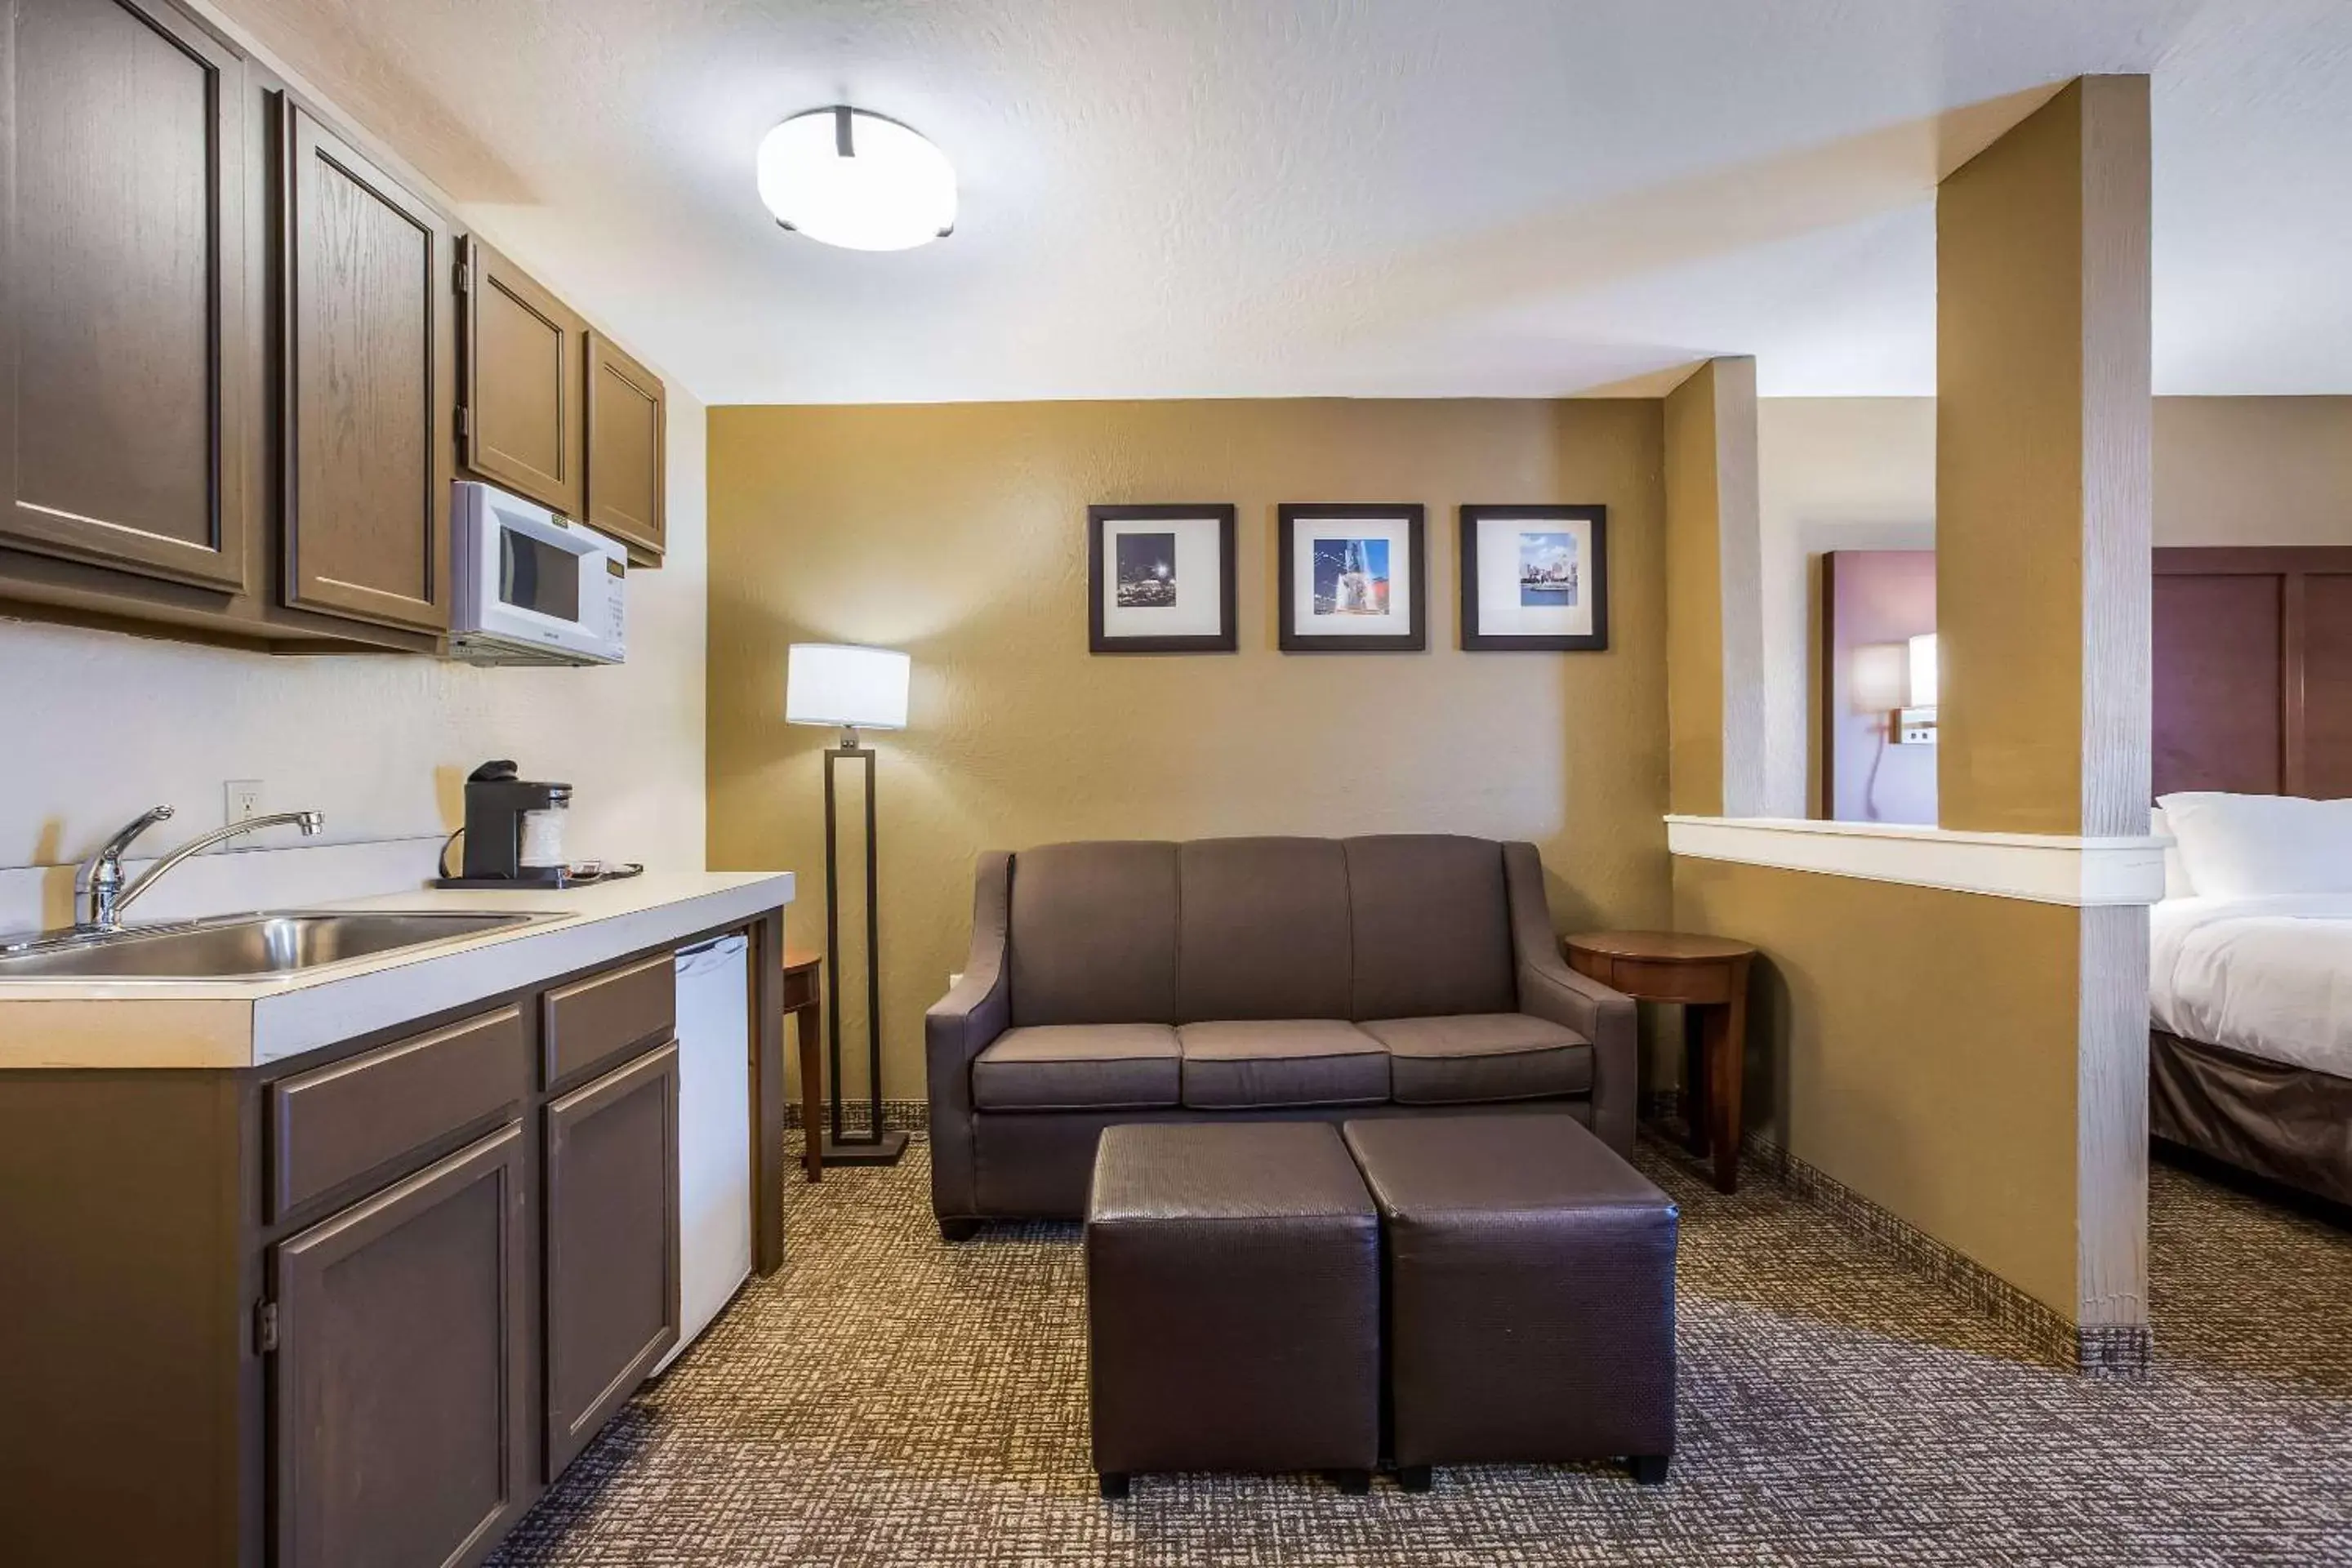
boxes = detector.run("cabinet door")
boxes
[272,1121,527,1568]
[0,0,250,590]
[459,238,585,517]
[283,100,453,632]
[545,1039,679,1479]
[584,329,665,562]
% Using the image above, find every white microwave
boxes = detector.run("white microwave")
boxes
[449,480,627,666]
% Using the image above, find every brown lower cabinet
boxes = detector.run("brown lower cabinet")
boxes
[545,1041,681,1478]
[274,1123,529,1568]
[0,938,727,1568]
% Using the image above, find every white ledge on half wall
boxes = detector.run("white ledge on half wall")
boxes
[1664,815,2170,908]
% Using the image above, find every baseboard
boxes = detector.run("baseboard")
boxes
[786,1097,931,1135]
[1738,1132,2153,1378]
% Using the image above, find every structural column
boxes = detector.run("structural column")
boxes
[1936,76,2153,1356]
[1664,355,1769,818]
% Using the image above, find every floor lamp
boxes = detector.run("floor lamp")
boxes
[786,642,912,1165]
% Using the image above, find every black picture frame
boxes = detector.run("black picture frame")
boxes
[1276,503,1428,653]
[1086,503,1238,654]
[1459,504,1610,652]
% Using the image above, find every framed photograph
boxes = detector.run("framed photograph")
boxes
[1277,503,1427,653]
[1459,504,1609,651]
[1087,504,1237,653]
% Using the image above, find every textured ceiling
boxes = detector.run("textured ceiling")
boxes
[213,0,2352,403]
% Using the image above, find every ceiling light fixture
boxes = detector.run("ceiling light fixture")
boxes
[756,105,956,252]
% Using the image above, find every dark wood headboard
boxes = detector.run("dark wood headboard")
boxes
[2154,547,2352,798]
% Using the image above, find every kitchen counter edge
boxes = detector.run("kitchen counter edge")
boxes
[0,871,795,1070]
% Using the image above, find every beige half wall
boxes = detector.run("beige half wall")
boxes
[1673,857,2085,1317]
[706,398,1673,1102]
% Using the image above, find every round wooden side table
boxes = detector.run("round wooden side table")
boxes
[781,949,825,1183]
[1562,930,1757,1193]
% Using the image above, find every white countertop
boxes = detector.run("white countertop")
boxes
[0,871,795,1070]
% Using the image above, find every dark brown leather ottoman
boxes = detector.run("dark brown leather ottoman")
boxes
[1085,1122,1380,1497]
[1342,1113,1677,1487]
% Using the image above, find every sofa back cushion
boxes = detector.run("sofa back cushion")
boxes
[1343,835,1515,1019]
[1176,838,1352,1022]
[1009,841,1179,1026]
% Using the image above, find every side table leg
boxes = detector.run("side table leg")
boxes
[1682,1003,1712,1159]
[1704,973,1750,1194]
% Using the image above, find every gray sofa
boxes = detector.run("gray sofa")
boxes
[924,835,1637,1237]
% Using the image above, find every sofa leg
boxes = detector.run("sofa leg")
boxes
[1396,1465,1433,1493]
[938,1218,982,1242]
[1327,1468,1372,1495]
[1098,1472,1129,1500]
[1629,1454,1670,1486]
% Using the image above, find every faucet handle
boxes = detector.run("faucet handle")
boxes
[87,805,176,879]
[80,806,174,932]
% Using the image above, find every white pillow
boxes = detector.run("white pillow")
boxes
[2156,792,2352,898]
[2147,804,2195,901]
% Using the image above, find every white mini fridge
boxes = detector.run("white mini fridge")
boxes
[660,933,753,1371]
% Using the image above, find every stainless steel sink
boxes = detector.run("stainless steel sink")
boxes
[0,911,554,980]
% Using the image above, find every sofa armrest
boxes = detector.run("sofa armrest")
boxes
[1502,841,1638,1156]
[925,850,1013,1220]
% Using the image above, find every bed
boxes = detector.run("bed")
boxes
[2145,548,2352,1207]
[2149,892,2352,1207]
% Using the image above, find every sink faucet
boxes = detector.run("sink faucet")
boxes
[80,806,326,934]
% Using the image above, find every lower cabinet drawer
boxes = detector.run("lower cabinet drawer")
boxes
[544,1038,681,1479]
[268,1005,528,1219]
[270,1121,529,1568]
[542,952,676,1089]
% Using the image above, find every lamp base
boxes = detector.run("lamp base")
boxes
[820,1128,911,1166]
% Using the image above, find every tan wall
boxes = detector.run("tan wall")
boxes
[707,399,1672,1099]
[2154,397,2352,545]
[1673,858,2083,1315]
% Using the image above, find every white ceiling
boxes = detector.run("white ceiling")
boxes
[216,0,2352,403]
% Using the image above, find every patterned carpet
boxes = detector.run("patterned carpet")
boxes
[488,1136,2352,1567]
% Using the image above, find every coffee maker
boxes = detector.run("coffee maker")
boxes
[435,760,572,888]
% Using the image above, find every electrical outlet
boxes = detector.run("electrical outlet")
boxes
[225,780,264,842]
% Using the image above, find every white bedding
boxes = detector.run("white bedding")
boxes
[2150,894,2352,1076]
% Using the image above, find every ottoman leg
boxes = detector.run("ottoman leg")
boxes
[1327,1469,1372,1495]
[1629,1454,1671,1486]
[938,1218,982,1242]
[1396,1465,1433,1493]
[1098,1472,1130,1500]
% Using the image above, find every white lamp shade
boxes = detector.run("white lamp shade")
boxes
[786,644,911,732]
[1907,633,1939,709]
[756,107,956,252]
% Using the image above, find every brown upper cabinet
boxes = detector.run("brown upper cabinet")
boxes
[0,2,668,646]
[460,238,586,519]
[586,331,667,563]
[0,0,252,593]
[281,100,456,634]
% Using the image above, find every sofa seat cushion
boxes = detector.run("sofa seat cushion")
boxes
[1177,1020,1390,1110]
[1363,1014,1592,1105]
[973,1024,1180,1111]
